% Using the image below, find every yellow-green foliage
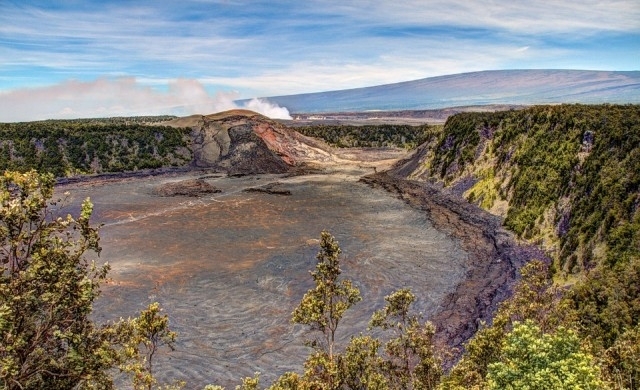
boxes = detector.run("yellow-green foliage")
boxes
[0,170,177,390]
[119,302,180,390]
[465,168,499,210]
[0,171,180,390]
[486,320,602,390]
[419,104,640,274]
[0,171,110,389]
[440,260,574,389]
[252,235,443,390]
[291,230,362,363]
[425,105,640,390]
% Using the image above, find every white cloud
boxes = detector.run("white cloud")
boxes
[198,39,563,96]
[0,78,291,122]
[323,0,640,34]
[0,0,637,107]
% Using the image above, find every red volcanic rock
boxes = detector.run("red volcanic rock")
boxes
[164,110,335,174]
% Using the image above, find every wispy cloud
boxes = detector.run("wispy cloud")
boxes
[326,1,640,34]
[0,0,638,120]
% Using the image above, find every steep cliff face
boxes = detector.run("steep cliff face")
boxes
[389,104,640,276]
[361,173,547,351]
[380,104,640,364]
[165,109,335,174]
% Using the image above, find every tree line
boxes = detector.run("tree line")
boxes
[0,119,191,177]
[295,124,438,149]
[409,104,639,389]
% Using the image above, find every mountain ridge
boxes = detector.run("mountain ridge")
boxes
[244,69,640,113]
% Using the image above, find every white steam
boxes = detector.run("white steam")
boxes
[242,98,292,120]
[0,78,292,122]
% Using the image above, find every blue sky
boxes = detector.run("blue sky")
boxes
[1,0,639,120]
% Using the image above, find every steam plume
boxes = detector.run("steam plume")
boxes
[0,78,292,122]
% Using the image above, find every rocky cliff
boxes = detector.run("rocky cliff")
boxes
[361,173,548,351]
[387,104,640,275]
[367,103,640,356]
[164,109,335,174]
[0,110,337,178]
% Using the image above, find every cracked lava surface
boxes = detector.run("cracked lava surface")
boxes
[57,167,468,388]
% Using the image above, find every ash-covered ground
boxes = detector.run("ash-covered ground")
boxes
[57,167,468,388]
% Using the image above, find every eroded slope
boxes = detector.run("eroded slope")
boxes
[389,104,640,275]
[164,110,336,174]
[382,104,640,365]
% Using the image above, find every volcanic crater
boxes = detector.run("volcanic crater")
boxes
[55,110,535,388]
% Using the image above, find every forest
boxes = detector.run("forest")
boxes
[409,104,639,389]
[295,124,437,149]
[0,120,433,178]
[0,117,191,177]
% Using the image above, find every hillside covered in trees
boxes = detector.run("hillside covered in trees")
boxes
[394,104,639,275]
[0,115,424,178]
[295,124,437,149]
[389,104,640,388]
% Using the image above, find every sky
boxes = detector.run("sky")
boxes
[1,0,639,121]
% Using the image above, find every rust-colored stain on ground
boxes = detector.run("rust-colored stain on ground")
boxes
[65,171,468,388]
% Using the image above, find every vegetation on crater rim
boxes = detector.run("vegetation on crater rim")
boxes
[405,104,639,389]
[1,104,639,388]
[0,117,190,176]
[295,124,438,149]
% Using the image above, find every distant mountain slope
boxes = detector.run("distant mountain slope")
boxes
[249,70,640,113]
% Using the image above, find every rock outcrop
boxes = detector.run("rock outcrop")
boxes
[243,182,292,195]
[154,178,222,197]
[164,110,335,175]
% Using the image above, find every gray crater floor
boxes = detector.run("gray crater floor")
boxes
[59,169,468,388]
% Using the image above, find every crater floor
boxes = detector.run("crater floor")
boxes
[58,166,468,388]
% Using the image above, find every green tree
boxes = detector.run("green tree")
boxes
[119,302,179,390]
[441,260,572,389]
[0,170,113,389]
[341,334,387,390]
[369,289,442,390]
[291,230,362,389]
[601,323,640,390]
[0,170,178,390]
[235,373,260,390]
[487,320,602,390]
[265,372,303,390]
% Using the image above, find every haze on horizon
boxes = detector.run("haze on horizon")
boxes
[1,0,639,122]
